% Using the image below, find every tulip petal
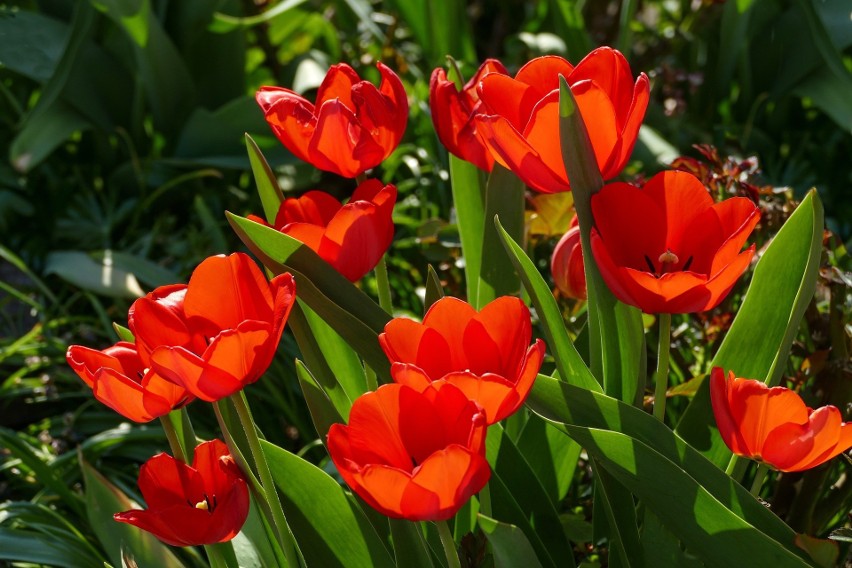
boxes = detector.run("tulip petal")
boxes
[514,55,575,102]
[570,79,620,175]
[315,63,361,108]
[91,369,171,423]
[319,201,388,281]
[257,89,317,164]
[464,296,530,378]
[355,464,432,520]
[137,452,204,510]
[642,170,714,252]
[707,199,761,274]
[612,73,650,172]
[381,319,452,380]
[390,363,434,392]
[477,73,545,131]
[345,385,413,471]
[568,47,635,126]
[130,292,196,366]
[311,99,385,178]
[762,406,842,471]
[406,446,490,521]
[281,222,327,255]
[150,346,245,403]
[275,191,342,228]
[591,182,666,270]
[421,297,478,371]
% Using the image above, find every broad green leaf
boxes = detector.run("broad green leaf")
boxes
[231,499,286,568]
[388,520,435,568]
[677,190,824,466]
[90,250,179,289]
[516,413,581,504]
[260,440,395,568]
[558,76,645,405]
[486,424,576,567]
[477,165,524,308]
[641,510,704,568]
[293,356,345,437]
[44,250,145,298]
[488,473,558,568]
[528,376,805,557]
[593,464,642,567]
[717,0,758,97]
[495,218,600,393]
[478,515,544,568]
[448,154,486,306]
[80,459,184,568]
[227,212,391,379]
[0,529,104,568]
[563,427,812,568]
[245,133,284,222]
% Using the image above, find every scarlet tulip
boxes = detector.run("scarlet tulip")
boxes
[66,342,192,423]
[249,179,396,282]
[475,47,649,193]
[551,224,586,300]
[710,368,852,472]
[256,62,408,178]
[132,253,296,402]
[429,59,508,171]
[379,296,545,424]
[114,440,250,546]
[590,170,760,314]
[327,383,490,521]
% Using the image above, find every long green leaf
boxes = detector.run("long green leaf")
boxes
[294,357,345,438]
[676,190,824,466]
[477,165,524,307]
[449,154,486,306]
[478,515,544,568]
[245,133,284,222]
[495,218,600,393]
[260,440,395,568]
[516,413,581,504]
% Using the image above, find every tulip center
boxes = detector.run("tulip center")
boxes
[191,493,217,512]
[643,249,694,277]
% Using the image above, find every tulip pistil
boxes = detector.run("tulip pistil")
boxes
[192,493,217,512]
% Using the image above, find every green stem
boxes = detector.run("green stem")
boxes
[374,254,393,314]
[652,313,672,422]
[436,520,461,568]
[230,394,299,568]
[205,543,229,568]
[213,401,263,491]
[724,454,750,483]
[750,464,770,497]
[478,482,492,518]
[159,415,187,463]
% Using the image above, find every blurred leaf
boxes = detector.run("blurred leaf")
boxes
[828,527,852,543]
[227,212,391,379]
[0,529,104,568]
[528,192,574,237]
[210,0,309,33]
[261,440,395,568]
[44,250,145,298]
[113,322,135,342]
[478,515,544,568]
[9,102,91,173]
[677,190,824,466]
[794,534,838,568]
[495,217,600,393]
[173,99,271,165]
[90,250,179,288]
[477,165,524,307]
[560,513,593,544]
[80,458,184,568]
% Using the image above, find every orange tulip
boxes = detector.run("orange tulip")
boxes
[710,368,852,472]
[250,179,396,282]
[429,59,508,172]
[66,342,192,423]
[114,440,249,546]
[327,383,490,521]
[590,170,760,314]
[551,224,586,300]
[379,296,544,424]
[474,47,649,193]
[133,253,296,402]
[256,62,408,178]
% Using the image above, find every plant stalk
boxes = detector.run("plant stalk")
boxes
[374,254,393,314]
[159,414,187,463]
[750,464,770,497]
[436,520,461,568]
[653,313,672,422]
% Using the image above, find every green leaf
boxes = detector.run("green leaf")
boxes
[424,264,445,310]
[449,139,486,306]
[90,250,179,289]
[80,458,185,568]
[477,165,524,307]
[592,464,642,567]
[210,0,309,32]
[478,515,544,568]
[113,322,135,342]
[0,529,104,568]
[676,190,824,466]
[10,102,91,173]
[528,376,807,559]
[516,413,581,504]
[227,212,391,380]
[557,75,645,404]
[294,356,345,437]
[563,426,812,568]
[245,133,285,222]
[494,217,600,393]
[44,250,145,298]
[794,534,838,568]
[260,440,395,568]
[388,520,435,568]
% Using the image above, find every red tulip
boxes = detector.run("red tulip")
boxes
[590,170,760,314]
[379,296,545,424]
[250,179,396,282]
[474,47,649,193]
[551,225,586,300]
[327,383,490,521]
[710,368,852,472]
[132,253,296,402]
[430,59,508,172]
[114,440,249,546]
[256,62,408,178]
[66,342,192,423]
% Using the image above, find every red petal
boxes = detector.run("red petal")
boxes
[204,322,273,388]
[514,55,574,102]
[421,297,477,371]
[707,199,761,274]
[352,464,427,520]
[390,363,434,392]
[609,73,650,176]
[91,368,170,422]
[477,73,543,131]
[257,89,317,164]
[642,171,714,252]
[568,47,634,129]
[275,191,342,228]
[405,446,490,521]
[282,222,327,253]
[151,346,245,403]
[319,201,389,281]
[315,63,360,108]
[464,296,530,378]
[380,319,452,380]
[345,384,413,470]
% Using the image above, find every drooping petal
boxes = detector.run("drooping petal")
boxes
[256,89,317,164]
[610,73,650,174]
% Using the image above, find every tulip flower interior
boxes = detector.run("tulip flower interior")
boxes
[3,3,851,568]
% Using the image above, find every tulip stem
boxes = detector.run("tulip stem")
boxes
[652,313,672,422]
[750,464,771,497]
[230,394,300,568]
[159,415,187,463]
[436,520,461,568]
[725,455,749,483]
[374,254,393,314]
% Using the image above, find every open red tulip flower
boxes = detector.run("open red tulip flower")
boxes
[429,59,508,172]
[327,383,490,521]
[474,46,649,193]
[114,440,250,546]
[66,342,193,423]
[131,253,296,402]
[551,224,587,300]
[590,170,760,314]
[710,368,852,472]
[256,62,408,178]
[379,296,545,424]
[250,179,396,282]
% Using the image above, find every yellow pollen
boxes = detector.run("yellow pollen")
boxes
[194,500,209,510]
[658,250,679,265]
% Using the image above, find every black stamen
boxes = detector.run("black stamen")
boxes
[683,256,694,271]
[644,255,657,274]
